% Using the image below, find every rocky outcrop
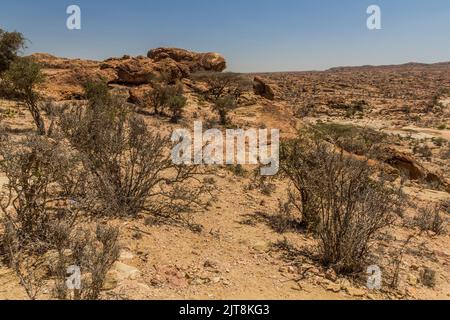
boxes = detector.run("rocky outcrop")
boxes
[253,76,276,100]
[148,47,226,73]
[31,48,227,100]
[30,54,117,100]
[127,85,152,105]
[382,147,450,192]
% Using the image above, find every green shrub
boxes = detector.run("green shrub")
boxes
[0,29,25,74]
[3,57,46,135]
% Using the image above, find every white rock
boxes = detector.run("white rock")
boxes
[112,262,141,281]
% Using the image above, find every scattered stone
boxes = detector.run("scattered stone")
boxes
[287,266,296,274]
[103,276,119,291]
[119,250,135,261]
[212,277,221,284]
[407,274,419,286]
[222,280,231,286]
[346,287,366,297]
[366,293,377,300]
[326,283,341,293]
[279,266,288,273]
[204,260,219,269]
[253,240,270,252]
[112,262,141,281]
[325,269,338,282]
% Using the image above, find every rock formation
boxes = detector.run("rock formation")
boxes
[253,76,276,100]
[30,48,227,101]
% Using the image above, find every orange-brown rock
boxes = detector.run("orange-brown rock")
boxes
[30,53,117,100]
[127,85,152,106]
[382,147,450,192]
[147,47,226,73]
[31,48,227,100]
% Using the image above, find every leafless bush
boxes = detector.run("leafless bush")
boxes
[0,134,119,300]
[2,222,47,299]
[58,82,209,227]
[441,200,450,215]
[414,205,446,235]
[53,223,120,300]
[389,233,415,289]
[280,134,403,273]
[420,267,437,288]
[0,136,79,254]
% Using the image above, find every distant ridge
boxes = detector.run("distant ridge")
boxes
[326,61,450,72]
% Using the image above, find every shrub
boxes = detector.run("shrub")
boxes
[414,205,446,235]
[214,95,237,125]
[2,57,46,135]
[167,95,187,123]
[0,136,78,253]
[191,72,251,101]
[227,163,247,177]
[146,81,184,116]
[58,82,209,227]
[413,144,432,158]
[53,224,120,300]
[280,135,403,273]
[0,134,119,300]
[432,137,446,147]
[420,268,437,288]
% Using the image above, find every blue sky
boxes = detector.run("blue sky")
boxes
[1,0,450,72]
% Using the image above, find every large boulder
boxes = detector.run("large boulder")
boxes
[115,58,158,85]
[147,47,226,73]
[127,85,152,105]
[382,147,450,192]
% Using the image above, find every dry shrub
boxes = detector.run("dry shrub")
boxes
[0,136,78,253]
[420,267,437,288]
[0,135,119,300]
[145,81,184,116]
[414,205,446,235]
[58,81,209,227]
[53,223,120,300]
[280,134,403,273]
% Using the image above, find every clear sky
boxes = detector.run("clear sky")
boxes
[1,0,449,72]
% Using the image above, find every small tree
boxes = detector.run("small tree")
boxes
[0,136,77,253]
[167,95,187,123]
[191,72,251,125]
[0,29,25,74]
[3,57,46,135]
[214,95,236,125]
[146,81,184,116]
